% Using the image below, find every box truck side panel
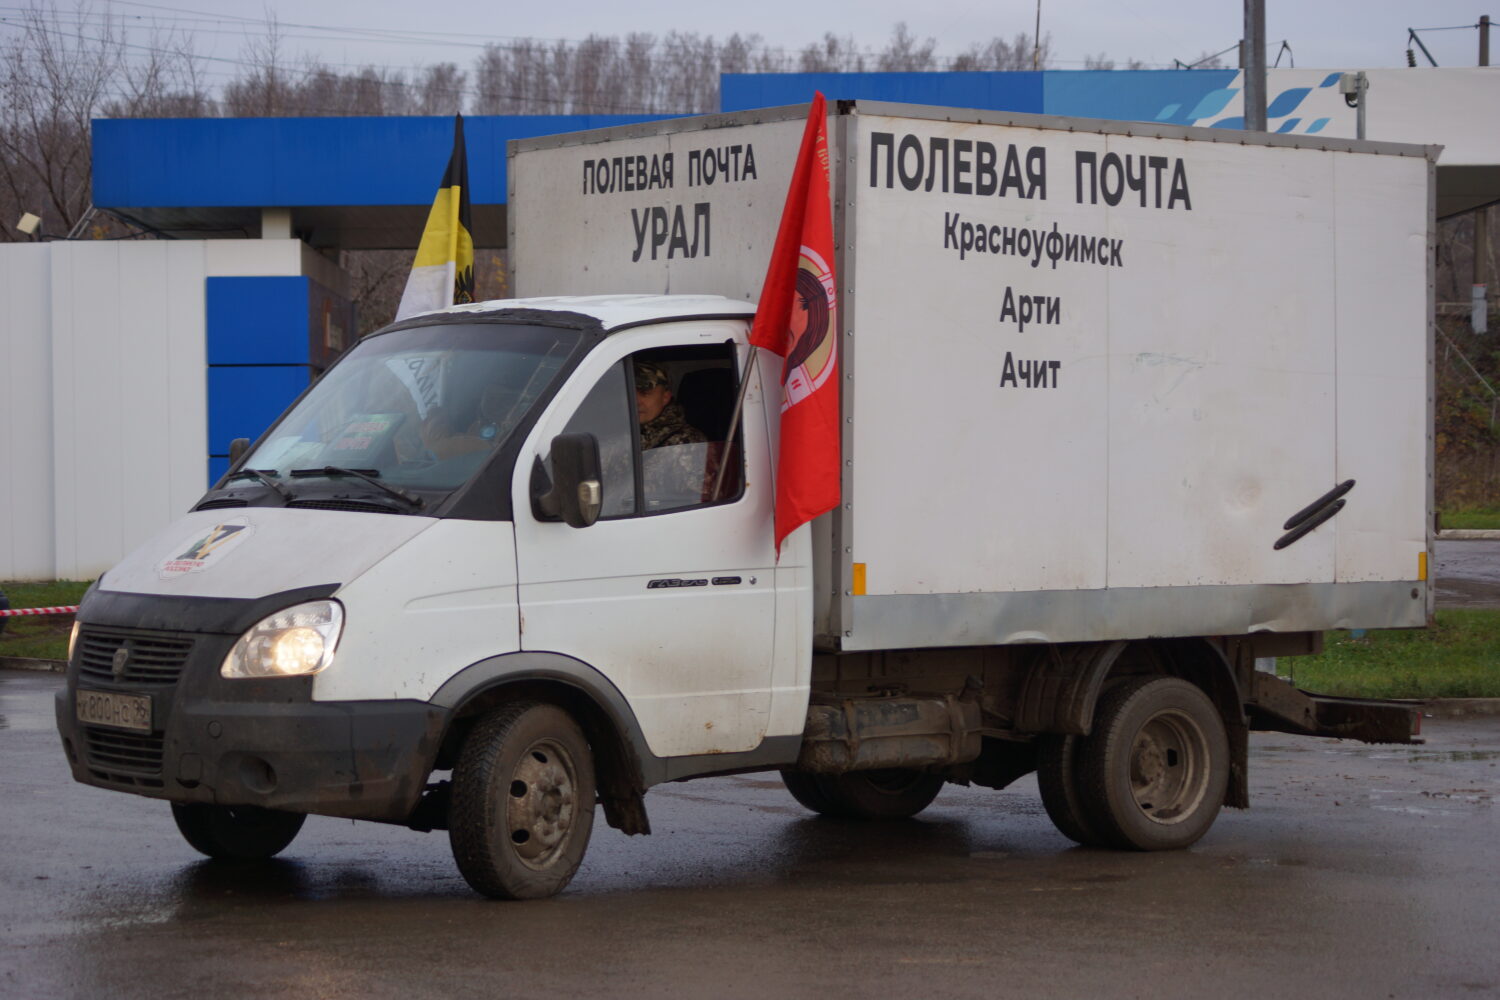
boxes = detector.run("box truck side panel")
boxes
[1331,153,1432,586]
[1103,137,1337,591]
[846,117,1355,598]
[838,112,1430,650]
[510,115,808,300]
[846,117,1111,597]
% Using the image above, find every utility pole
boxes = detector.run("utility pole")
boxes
[1033,0,1042,71]
[1243,0,1267,131]
[1475,14,1491,333]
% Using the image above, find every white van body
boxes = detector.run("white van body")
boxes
[58,103,1432,898]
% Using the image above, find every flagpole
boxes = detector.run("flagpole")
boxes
[710,344,761,502]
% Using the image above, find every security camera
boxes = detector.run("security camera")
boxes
[1339,72,1367,108]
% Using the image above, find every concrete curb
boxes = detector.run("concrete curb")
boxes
[1422,698,1500,718]
[0,657,65,673]
[1438,529,1500,540]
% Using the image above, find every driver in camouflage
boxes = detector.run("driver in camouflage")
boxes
[634,360,712,505]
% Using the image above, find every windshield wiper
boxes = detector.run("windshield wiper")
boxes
[289,466,425,509]
[226,468,293,502]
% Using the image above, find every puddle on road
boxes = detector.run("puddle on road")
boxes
[1364,786,1494,816]
[1263,745,1500,763]
[1434,581,1500,608]
[1368,750,1500,763]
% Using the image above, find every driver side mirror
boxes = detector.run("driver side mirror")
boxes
[532,432,603,528]
[228,438,251,466]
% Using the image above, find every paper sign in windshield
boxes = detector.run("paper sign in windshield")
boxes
[158,518,254,579]
[325,412,403,466]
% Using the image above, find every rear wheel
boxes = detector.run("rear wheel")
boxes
[171,803,306,860]
[781,768,944,820]
[1075,677,1229,851]
[1036,734,1106,847]
[449,701,596,899]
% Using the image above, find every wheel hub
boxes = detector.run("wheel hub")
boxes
[1129,711,1205,824]
[507,740,578,869]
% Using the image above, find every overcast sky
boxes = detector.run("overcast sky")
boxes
[9,1,1495,85]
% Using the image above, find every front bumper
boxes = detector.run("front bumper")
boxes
[55,588,448,822]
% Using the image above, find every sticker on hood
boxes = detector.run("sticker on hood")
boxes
[158,518,255,579]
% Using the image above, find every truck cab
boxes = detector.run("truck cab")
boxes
[58,295,810,898]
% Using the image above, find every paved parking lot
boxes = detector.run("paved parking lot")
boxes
[2,668,1497,999]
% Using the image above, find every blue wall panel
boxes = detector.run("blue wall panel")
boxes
[93,115,672,208]
[721,72,1044,114]
[92,75,1253,213]
[721,70,1241,129]
[1041,69,1237,126]
[207,366,313,459]
[206,276,310,365]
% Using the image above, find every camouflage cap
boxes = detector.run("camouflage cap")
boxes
[634,360,670,391]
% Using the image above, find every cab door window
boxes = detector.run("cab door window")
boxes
[631,344,744,514]
[559,360,636,518]
[544,342,746,522]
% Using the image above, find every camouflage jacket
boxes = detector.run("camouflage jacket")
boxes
[640,403,706,450]
[640,403,711,508]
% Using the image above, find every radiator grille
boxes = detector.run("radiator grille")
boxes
[76,626,194,686]
[82,726,165,788]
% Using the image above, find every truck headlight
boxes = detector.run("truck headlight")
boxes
[221,600,344,679]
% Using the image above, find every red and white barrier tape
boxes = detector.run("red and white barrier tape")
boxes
[0,606,79,618]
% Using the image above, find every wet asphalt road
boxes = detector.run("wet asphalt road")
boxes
[2,670,1498,999]
[1435,539,1500,607]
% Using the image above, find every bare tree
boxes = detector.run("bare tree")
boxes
[877,23,937,71]
[105,27,214,119]
[951,33,1051,71]
[222,14,296,116]
[0,2,122,240]
[416,63,467,115]
[1081,52,1146,71]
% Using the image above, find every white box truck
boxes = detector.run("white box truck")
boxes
[57,102,1433,899]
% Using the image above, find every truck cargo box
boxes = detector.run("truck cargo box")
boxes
[510,101,1436,653]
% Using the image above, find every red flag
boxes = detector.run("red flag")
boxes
[750,93,841,555]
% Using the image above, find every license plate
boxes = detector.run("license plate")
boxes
[76,689,152,733]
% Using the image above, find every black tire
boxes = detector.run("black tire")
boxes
[1036,734,1106,847]
[449,701,596,900]
[170,803,306,860]
[780,768,944,820]
[1075,677,1229,851]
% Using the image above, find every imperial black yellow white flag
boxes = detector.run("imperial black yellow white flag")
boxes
[395,114,475,321]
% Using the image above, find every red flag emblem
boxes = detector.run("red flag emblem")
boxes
[750,93,840,555]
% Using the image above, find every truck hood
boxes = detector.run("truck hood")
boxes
[97,507,436,601]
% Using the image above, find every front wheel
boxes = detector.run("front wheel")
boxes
[1075,677,1229,851]
[781,768,945,820]
[171,803,306,860]
[448,701,596,899]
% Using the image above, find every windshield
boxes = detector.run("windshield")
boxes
[239,322,580,493]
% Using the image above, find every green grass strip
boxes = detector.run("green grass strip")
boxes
[1279,609,1500,699]
[1442,509,1500,530]
[0,580,92,662]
